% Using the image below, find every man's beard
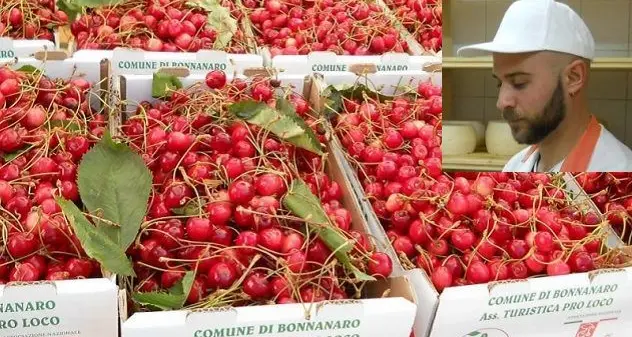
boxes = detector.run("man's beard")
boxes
[502,79,566,145]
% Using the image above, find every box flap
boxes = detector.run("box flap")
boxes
[123,298,416,337]
[430,268,632,337]
[0,37,56,60]
[272,52,440,74]
[112,48,263,75]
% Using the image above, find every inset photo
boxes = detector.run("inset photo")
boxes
[442,0,632,172]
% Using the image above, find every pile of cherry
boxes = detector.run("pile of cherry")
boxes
[377,171,608,292]
[0,66,105,283]
[0,0,67,41]
[120,72,392,307]
[384,0,441,52]
[333,80,442,181]
[244,0,411,56]
[574,172,632,243]
[70,0,249,53]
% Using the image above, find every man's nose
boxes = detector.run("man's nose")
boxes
[496,86,516,112]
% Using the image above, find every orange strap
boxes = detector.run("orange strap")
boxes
[520,115,601,171]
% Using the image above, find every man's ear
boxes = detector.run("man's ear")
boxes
[564,59,589,96]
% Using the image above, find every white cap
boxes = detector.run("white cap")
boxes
[457,0,595,60]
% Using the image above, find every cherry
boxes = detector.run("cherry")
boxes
[65,258,94,278]
[30,157,59,180]
[209,225,233,246]
[223,157,245,179]
[161,268,185,288]
[235,230,258,255]
[450,229,476,251]
[258,227,284,252]
[163,182,193,208]
[153,220,185,249]
[534,231,554,253]
[281,232,304,253]
[205,71,227,89]
[568,251,595,273]
[138,277,160,292]
[206,201,233,225]
[243,272,271,299]
[431,266,453,292]
[228,180,255,205]
[60,180,79,201]
[186,217,211,241]
[367,252,392,278]
[23,255,47,278]
[547,260,571,276]
[488,260,509,281]
[509,261,528,279]
[207,262,238,289]
[7,232,38,258]
[466,261,490,284]
[507,239,529,259]
[186,278,206,304]
[525,253,547,274]
[65,135,90,161]
[255,173,286,197]
[9,263,39,282]
[166,131,194,152]
[252,83,273,101]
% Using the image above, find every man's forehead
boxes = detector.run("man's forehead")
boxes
[492,52,543,78]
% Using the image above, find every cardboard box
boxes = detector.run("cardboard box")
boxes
[0,36,62,60]
[329,136,632,337]
[420,175,632,337]
[271,52,440,75]
[307,70,441,337]
[0,50,111,112]
[75,48,264,76]
[118,72,418,337]
[0,52,118,336]
[123,295,414,337]
[112,50,266,115]
[255,1,434,68]
[0,278,119,337]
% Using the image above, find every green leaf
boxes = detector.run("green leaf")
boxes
[57,0,124,21]
[282,179,375,281]
[48,119,82,132]
[16,65,41,76]
[132,271,195,310]
[187,0,237,49]
[56,197,135,276]
[228,100,324,155]
[152,71,183,98]
[467,332,481,336]
[77,131,152,251]
[322,84,396,118]
[2,146,31,162]
[172,198,202,216]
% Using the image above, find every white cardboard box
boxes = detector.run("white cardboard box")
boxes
[424,267,632,337]
[1,50,110,111]
[397,175,632,337]
[74,48,263,76]
[331,122,632,337]
[272,52,440,75]
[0,278,118,337]
[118,73,418,336]
[0,37,58,60]
[123,297,415,337]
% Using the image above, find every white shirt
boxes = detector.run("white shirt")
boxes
[503,125,632,172]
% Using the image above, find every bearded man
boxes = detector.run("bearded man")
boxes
[458,0,632,172]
